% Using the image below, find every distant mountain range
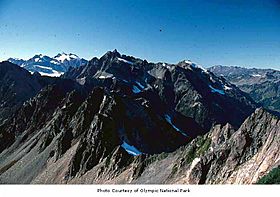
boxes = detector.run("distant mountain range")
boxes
[0,50,279,184]
[8,53,88,77]
[209,65,280,114]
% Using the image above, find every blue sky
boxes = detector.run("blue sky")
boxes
[0,0,280,69]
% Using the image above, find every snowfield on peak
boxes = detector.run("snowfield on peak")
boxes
[54,53,79,62]
[8,53,87,77]
[117,57,133,65]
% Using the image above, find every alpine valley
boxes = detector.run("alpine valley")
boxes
[0,50,279,184]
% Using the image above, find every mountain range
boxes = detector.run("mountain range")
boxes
[8,53,87,77]
[209,65,280,114]
[0,50,279,184]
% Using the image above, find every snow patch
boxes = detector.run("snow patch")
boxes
[98,95,107,113]
[38,70,63,77]
[121,141,142,156]
[55,53,73,62]
[50,60,59,65]
[117,57,133,65]
[192,63,208,73]
[135,81,145,89]
[164,114,188,137]
[209,85,225,95]
[184,60,193,65]
[132,85,142,93]
[131,81,145,93]
[223,85,232,91]
[184,60,208,73]
[162,62,172,69]
[69,54,79,59]
[36,65,52,70]
[98,72,113,79]
[30,65,63,77]
[251,74,262,77]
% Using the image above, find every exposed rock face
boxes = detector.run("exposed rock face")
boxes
[0,51,277,184]
[0,61,42,123]
[4,107,276,184]
[209,65,280,114]
[0,61,75,124]
[67,108,279,184]
[129,108,279,184]
[64,51,257,130]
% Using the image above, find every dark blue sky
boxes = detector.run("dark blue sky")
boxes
[0,0,280,69]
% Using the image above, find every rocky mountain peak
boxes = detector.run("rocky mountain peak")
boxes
[100,49,121,61]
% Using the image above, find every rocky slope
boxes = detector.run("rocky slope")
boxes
[209,65,280,114]
[0,51,278,184]
[0,61,54,123]
[66,108,280,184]
[1,107,278,184]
